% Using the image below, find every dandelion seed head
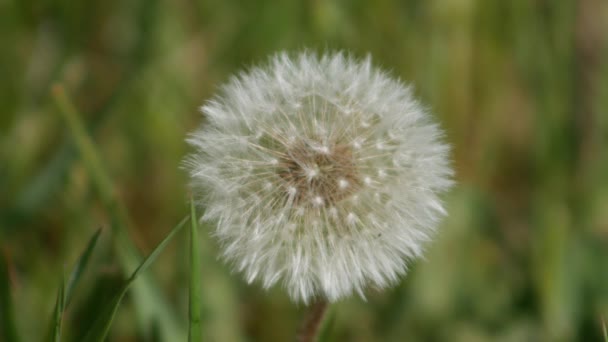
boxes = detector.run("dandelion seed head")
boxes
[185,51,453,303]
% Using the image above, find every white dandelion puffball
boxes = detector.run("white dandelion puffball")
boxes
[185,51,453,303]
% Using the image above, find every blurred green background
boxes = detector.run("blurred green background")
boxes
[1,0,608,341]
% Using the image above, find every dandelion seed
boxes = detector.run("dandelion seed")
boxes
[185,51,453,303]
[312,196,324,207]
[338,178,349,189]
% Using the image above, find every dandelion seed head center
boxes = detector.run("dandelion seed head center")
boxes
[278,140,361,206]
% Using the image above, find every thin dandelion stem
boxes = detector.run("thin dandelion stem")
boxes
[297,300,329,342]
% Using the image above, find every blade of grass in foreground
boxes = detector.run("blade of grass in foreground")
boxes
[189,200,202,342]
[49,273,65,342]
[602,315,607,342]
[45,228,102,342]
[65,228,102,306]
[83,216,189,342]
[52,84,185,341]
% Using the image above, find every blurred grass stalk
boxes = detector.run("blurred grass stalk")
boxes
[51,84,185,340]
[603,315,607,342]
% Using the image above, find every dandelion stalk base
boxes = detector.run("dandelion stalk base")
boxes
[297,300,329,342]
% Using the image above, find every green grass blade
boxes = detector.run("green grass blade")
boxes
[52,84,186,341]
[44,229,101,341]
[602,315,607,342]
[0,253,20,342]
[82,216,189,342]
[189,200,202,342]
[50,272,65,342]
[81,288,127,342]
[127,217,189,284]
[65,228,102,306]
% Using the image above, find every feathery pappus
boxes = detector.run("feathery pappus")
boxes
[185,51,453,303]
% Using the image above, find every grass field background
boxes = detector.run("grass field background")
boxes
[1,0,608,341]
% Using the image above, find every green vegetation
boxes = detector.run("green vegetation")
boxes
[1,0,607,341]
